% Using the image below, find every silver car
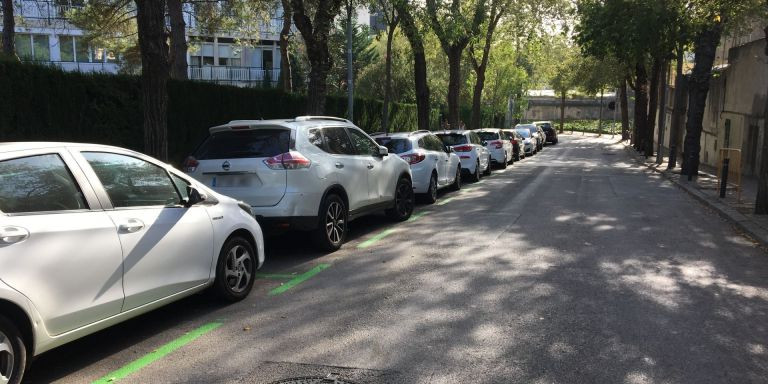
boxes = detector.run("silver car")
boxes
[0,142,265,384]
[185,116,414,251]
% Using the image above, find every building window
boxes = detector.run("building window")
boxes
[217,44,241,66]
[262,49,273,70]
[75,37,89,63]
[59,35,93,62]
[14,34,50,61]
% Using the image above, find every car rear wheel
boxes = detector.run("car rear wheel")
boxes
[0,315,26,384]
[312,194,347,251]
[386,177,414,222]
[450,166,462,191]
[500,153,508,169]
[483,156,492,176]
[420,173,438,204]
[214,236,256,302]
[470,160,481,182]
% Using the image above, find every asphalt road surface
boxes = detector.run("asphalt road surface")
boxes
[26,134,768,384]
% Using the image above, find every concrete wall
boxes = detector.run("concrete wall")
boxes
[525,96,625,121]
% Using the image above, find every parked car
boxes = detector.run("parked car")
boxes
[502,129,525,161]
[435,130,492,182]
[534,121,558,144]
[373,131,461,204]
[514,127,538,156]
[0,142,265,384]
[473,128,514,169]
[516,124,543,152]
[184,116,414,251]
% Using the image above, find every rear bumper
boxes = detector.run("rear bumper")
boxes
[255,215,318,231]
[489,149,506,163]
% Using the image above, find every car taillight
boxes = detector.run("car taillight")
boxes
[453,145,472,152]
[400,153,426,165]
[490,140,503,149]
[511,139,518,145]
[183,156,199,172]
[263,151,312,170]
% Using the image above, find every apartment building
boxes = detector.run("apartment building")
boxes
[5,0,284,86]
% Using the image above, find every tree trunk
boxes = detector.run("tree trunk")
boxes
[382,21,397,133]
[597,88,604,135]
[645,57,661,157]
[620,79,630,140]
[346,2,354,120]
[397,3,430,131]
[656,60,669,164]
[447,45,463,129]
[754,22,768,213]
[559,91,566,133]
[279,0,293,92]
[470,9,501,131]
[471,67,486,130]
[633,62,649,154]
[135,0,170,161]
[668,45,686,169]
[2,0,16,59]
[167,0,188,80]
[682,23,723,177]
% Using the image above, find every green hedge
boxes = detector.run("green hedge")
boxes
[1,61,455,163]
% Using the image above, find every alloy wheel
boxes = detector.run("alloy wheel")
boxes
[395,180,414,217]
[429,175,437,201]
[0,330,14,384]
[325,201,346,245]
[224,245,253,294]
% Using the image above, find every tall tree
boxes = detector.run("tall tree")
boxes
[167,0,188,79]
[1,0,16,59]
[425,0,486,129]
[135,0,170,160]
[394,0,431,131]
[377,0,399,133]
[291,0,344,114]
[619,78,630,140]
[755,9,768,213]
[279,0,293,92]
[468,0,504,130]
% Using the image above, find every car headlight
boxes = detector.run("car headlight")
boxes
[237,201,254,216]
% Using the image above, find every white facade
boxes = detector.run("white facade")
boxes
[5,0,284,86]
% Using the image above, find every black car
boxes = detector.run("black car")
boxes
[534,121,558,144]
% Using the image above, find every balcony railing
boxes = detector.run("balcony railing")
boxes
[188,66,280,86]
[17,0,83,21]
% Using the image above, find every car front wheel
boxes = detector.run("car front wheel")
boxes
[0,315,27,384]
[386,177,414,221]
[483,156,492,176]
[214,236,256,302]
[420,173,438,204]
[312,194,347,251]
[450,166,462,191]
[470,160,481,182]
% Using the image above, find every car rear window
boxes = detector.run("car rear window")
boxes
[539,123,552,130]
[476,131,500,141]
[515,129,531,138]
[436,133,468,146]
[194,129,290,159]
[374,137,412,154]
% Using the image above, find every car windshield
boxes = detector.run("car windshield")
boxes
[437,133,468,146]
[515,129,531,138]
[538,123,552,130]
[194,129,290,159]
[374,137,412,154]
[476,131,500,141]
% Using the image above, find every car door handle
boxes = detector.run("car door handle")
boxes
[335,162,344,169]
[367,163,374,169]
[0,226,29,244]
[118,218,145,233]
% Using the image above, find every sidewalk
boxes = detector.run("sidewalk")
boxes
[622,142,768,249]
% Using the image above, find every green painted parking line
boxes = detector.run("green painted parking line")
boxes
[269,264,330,295]
[407,211,429,222]
[357,228,398,249]
[436,197,456,206]
[255,273,298,279]
[92,322,222,384]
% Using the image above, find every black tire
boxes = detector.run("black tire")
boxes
[449,166,462,191]
[311,194,348,252]
[419,173,438,204]
[500,153,508,169]
[470,160,481,182]
[514,151,521,161]
[0,315,27,384]
[483,156,492,176]
[214,236,257,302]
[386,177,415,221]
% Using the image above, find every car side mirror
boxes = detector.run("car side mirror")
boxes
[482,141,488,146]
[378,146,389,157]
[446,146,454,153]
[184,186,206,207]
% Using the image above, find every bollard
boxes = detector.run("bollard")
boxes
[720,158,729,198]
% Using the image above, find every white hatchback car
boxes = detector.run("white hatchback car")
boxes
[0,142,265,384]
[373,131,462,203]
[184,116,414,251]
[514,127,538,155]
[435,130,491,182]
[473,129,514,169]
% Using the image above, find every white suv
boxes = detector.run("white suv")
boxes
[473,128,514,169]
[0,142,264,383]
[184,116,415,251]
[435,130,491,182]
[373,131,462,204]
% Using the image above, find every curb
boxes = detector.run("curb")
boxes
[622,144,768,248]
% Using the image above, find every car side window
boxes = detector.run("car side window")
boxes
[427,135,447,152]
[170,173,190,201]
[347,128,379,156]
[321,127,355,155]
[307,128,324,149]
[82,152,181,208]
[0,153,88,214]
[470,133,481,145]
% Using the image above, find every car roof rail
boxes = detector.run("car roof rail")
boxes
[408,130,431,136]
[294,116,351,123]
[369,131,387,136]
